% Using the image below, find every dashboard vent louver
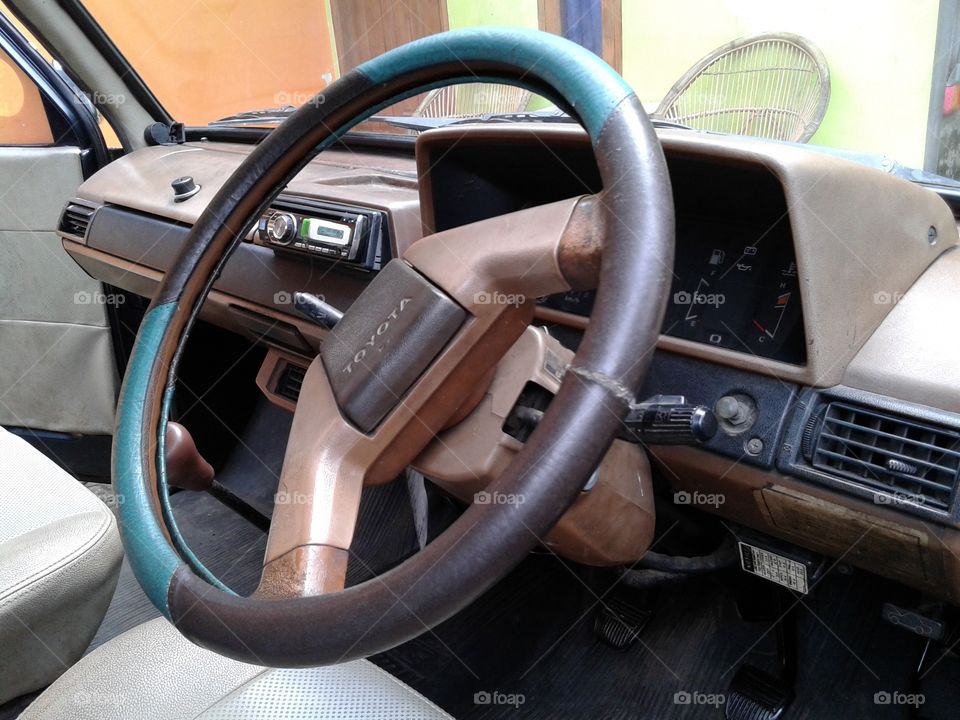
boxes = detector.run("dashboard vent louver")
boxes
[275,363,306,403]
[808,401,960,511]
[58,202,97,239]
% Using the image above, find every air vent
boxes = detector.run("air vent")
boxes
[58,201,97,239]
[806,401,960,511]
[275,362,306,403]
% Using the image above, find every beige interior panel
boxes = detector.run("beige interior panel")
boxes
[0,231,108,325]
[0,321,117,433]
[69,128,958,394]
[62,125,960,430]
[843,247,960,412]
[0,147,117,434]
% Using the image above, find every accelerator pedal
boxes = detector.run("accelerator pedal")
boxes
[725,664,793,720]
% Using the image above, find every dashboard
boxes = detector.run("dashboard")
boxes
[56,124,960,603]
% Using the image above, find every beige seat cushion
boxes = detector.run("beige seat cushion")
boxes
[22,616,454,719]
[0,426,122,703]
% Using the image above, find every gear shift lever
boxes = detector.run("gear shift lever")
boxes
[164,422,215,492]
[163,422,269,531]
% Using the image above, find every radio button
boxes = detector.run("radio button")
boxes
[263,212,298,245]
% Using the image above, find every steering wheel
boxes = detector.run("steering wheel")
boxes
[114,27,674,667]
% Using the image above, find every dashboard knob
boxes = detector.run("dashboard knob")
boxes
[171,175,200,202]
[265,212,298,245]
[716,396,746,424]
[714,394,757,434]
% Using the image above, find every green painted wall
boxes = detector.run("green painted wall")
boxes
[442,0,939,166]
[446,0,538,29]
[446,0,545,108]
[622,0,940,167]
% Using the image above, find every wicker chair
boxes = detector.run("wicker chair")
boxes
[654,33,830,143]
[413,83,532,118]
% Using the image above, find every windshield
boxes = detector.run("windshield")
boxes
[79,1,960,181]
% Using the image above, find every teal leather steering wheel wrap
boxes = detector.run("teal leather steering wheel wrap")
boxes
[113,27,674,665]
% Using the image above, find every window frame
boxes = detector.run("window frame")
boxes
[0,10,108,172]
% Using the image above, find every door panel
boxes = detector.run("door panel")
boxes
[0,146,117,433]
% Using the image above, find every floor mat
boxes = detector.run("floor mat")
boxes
[377,557,957,720]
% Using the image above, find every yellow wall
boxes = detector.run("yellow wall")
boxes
[622,0,940,167]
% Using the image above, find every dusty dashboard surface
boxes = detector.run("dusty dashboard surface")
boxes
[57,124,960,601]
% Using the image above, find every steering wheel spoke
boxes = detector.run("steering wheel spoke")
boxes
[256,357,365,598]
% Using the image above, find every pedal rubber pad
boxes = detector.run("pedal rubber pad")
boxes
[725,665,793,720]
[594,589,653,651]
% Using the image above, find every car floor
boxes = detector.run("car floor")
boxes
[5,480,960,719]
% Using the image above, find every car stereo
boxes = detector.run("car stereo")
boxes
[257,197,390,271]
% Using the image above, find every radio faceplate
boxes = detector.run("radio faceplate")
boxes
[257,197,390,271]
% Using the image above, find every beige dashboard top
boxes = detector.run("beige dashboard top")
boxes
[76,142,423,252]
[415,125,959,388]
[69,126,959,396]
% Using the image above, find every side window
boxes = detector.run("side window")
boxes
[1,3,121,149]
[0,46,53,145]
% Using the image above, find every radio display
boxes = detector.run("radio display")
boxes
[301,217,351,246]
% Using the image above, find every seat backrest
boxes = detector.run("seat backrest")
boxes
[414,83,532,118]
[654,33,830,143]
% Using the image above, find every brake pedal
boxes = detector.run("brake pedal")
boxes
[594,588,653,651]
[725,665,793,720]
